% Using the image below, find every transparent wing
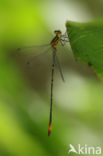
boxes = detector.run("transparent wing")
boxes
[16,44,51,59]
[17,43,50,50]
[12,44,53,91]
[16,44,51,63]
[55,53,65,82]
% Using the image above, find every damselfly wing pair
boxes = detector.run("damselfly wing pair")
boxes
[17,30,69,136]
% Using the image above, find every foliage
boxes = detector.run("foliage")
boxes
[66,20,103,80]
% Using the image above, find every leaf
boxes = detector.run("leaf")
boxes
[66,20,103,80]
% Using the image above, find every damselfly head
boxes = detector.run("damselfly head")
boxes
[54,30,62,35]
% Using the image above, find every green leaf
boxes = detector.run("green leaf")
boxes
[66,20,103,80]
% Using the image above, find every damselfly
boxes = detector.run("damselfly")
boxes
[17,30,69,136]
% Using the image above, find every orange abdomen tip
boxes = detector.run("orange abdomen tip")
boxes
[48,123,52,136]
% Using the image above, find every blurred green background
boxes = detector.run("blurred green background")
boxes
[0,0,103,156]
